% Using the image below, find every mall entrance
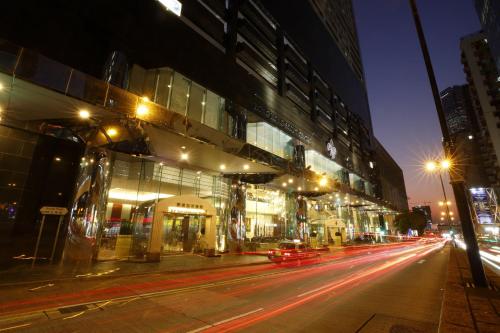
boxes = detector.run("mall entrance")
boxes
[162,214,206,253]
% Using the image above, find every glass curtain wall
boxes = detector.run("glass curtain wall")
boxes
[132,68,231,136]
[246,122,294,159]
[305,150,342,179]
[97,152,230,260]
[245,185,287,243]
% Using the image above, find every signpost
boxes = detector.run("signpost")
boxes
[32,207,68,268]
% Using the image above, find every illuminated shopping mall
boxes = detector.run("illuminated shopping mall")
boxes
[0,0,408,265]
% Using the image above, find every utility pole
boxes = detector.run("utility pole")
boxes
[408,0,487,287]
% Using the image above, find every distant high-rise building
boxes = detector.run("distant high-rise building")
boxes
[460,32,500,191]
[440,85,476,135]
[475,0,500,71]
[440,85,487,188]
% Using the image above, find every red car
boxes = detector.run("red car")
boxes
[267,241,320,263]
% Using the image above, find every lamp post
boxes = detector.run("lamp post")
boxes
[410,0,487,287]
[425,160,453,226]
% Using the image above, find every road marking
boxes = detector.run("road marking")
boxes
[0,323,32,331]
[187,308,264,333]
[297,284,332,297]
[417,259,426,264]
[28,283,54,291]
[119,297,140,307]
[62,311,85,320]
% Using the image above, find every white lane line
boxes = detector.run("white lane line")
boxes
[212,308,264,325]
[297,284,332,298]
[187,308,264,333]
[417,259,426,264]
[62,311,85,320]
[0,323,32,331]
[28,283,54,291]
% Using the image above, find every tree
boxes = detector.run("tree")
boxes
[394,211,426,235]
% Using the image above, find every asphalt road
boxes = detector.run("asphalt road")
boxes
[0,241,449,333]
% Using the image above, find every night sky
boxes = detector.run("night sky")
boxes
[353,0,481,220]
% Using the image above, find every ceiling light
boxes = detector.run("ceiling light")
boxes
[220,164,226,170]
[298,187,302,191]
[282,182,287,187]
[288,178,293,183]
[180,152,189,160]
[243,164,249,170]
[319,177,327,187]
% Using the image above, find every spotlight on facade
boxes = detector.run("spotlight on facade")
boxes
[79,109,90,119]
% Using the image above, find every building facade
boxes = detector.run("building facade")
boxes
[458,33,500,230]
[0,0,407,266]
[475,0,500,71]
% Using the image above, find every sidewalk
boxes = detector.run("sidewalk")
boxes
[439,246,500,333]
[0,253,270,287]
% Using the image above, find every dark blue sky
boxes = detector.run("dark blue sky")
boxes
[353,0,481,217]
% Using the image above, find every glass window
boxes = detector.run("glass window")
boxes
[155,68,173,108]
[246,122,292,159]
[169,72,190,115]
[204,90,222,130]
[305,150,342,178]
[187,82,205,123]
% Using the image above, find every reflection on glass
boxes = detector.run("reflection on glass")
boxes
[247,122,293,159]
[170,72,190,115]
[305,150,342,178]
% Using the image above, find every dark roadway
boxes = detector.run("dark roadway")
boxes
[0,241,448,333]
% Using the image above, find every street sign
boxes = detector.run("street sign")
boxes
[40,206,68,215]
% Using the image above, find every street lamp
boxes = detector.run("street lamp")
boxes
[424,159,453,226]
[410,0,487,287]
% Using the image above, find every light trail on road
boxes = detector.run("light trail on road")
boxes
[0,240,446,332]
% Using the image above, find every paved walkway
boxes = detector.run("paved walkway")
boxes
[439,246,500,333]
[0,253,270,287]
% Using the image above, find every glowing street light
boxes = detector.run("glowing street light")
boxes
[440,159,451,170]
[425,161,437,172]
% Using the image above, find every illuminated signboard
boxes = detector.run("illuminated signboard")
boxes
[470,188,494,224]
[157,0,182,16]
[167,206,206,215]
